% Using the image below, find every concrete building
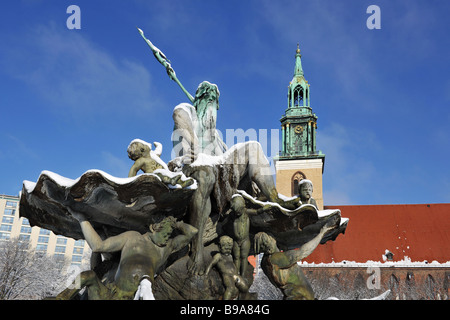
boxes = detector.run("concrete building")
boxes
[0,194,90,266]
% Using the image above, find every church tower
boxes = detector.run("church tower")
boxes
[275,45,325,209]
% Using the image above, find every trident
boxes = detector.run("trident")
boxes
[137,27,194,103]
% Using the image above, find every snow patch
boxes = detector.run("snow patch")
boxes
[23,168,197,193]
[300,256,450,267]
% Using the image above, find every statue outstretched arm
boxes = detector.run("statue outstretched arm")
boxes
[137,27,194,103]
[69,209,133,253]
[79,220,136,253]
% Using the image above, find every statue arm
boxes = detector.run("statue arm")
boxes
[128,159,143,177]
[153,142,163,157]
[170,221,198,252]
[79,220,133,253]
[205,253,221,275]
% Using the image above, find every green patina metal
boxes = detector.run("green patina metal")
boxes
[279,45,325,161]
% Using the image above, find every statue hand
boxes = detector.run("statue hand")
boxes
[166,66,176,81]
[181,150,196,165]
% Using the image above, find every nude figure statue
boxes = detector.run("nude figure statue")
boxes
[205,236,248,300]
[254,216,339,300]
[171,82,300,275]
[56,212,197,300]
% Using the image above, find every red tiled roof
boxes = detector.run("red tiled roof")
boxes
[304,203,450,264]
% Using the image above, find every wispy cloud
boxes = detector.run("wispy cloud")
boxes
[3,23,158,121]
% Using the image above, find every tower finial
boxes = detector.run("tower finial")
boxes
[294,43,303,76]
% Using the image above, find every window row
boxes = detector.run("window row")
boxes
[0,217,32,228]
[5,201,17,208]
[2,216,14,224]
[0,224,12,232]
[3,209,15,216]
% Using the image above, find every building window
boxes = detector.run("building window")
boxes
[20,226,32,234]
[19,234,30,242]
[5,201,17,208]
[291,171,306,196]
[3,209,15,216]
[0,224,12,232]
[55,246,66,253]
[2,216,14,224]
[38,236,49,243]
[39,229,51,235]
[384,251,394,261]
[36,244,48,252]
[0,232,11,240]
[74,240,85,247]
[22,218,30,225]
[73,247,84,255]
[56,237,67,245]
[72,255,82,264]
[293,86,304,107]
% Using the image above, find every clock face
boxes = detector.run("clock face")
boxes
[294,125,303,134]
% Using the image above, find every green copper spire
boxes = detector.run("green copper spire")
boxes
[287,44,310,112]
[294,43,304,77]
[279,45,324,159]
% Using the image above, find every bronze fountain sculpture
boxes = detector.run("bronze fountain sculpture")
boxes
[19,28,347,300]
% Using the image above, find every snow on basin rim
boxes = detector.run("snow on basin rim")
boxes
[23,168,197,194]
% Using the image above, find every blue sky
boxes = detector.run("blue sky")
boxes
[0,0,449,205]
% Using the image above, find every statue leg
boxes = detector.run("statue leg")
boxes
[239,238,251,277]
[187,165,215,275]
[232,241,241,276]
[172,105,199,157]
[223,275,239,300]
[231,141,299,209]
[282,269,315,300]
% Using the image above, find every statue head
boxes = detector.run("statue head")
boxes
[218,235,233,255]
[128,139,151,161]
[254,232,278,255]
[230,195,246,216]
[298,179,313,202]
[193,81,220,111]
[149,216,177,247]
